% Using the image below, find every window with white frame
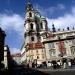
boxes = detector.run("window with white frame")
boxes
[57,35,63,39]
[49,49,56,56]
[71,39,75,45]
[71,47,75,55]
[48,43,55,49]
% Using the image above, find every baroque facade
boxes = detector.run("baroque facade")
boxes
[43,29,75,63]
[21,1,75,66]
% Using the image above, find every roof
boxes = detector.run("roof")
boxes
[26,41,44,49]
[53,30,75,35]
[11,53,21,57]
[43,36,75,43]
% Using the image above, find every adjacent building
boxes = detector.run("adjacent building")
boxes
[43,29,75,64]
[11,53,21,65]
[0,28,12,69]
[0,28,6,69]
[4,45,11,69]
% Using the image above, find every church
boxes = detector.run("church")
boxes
[21,1,75,67]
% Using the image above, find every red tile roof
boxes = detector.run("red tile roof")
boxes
[27,41,44,49]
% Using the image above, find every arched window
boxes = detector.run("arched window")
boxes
[30,23,33,29]
[40,22,43,29]
[29,12,32,17]
[31,37,34,41]
[37,56,39,59]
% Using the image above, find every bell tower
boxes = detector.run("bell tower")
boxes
[25,1,39,45]
[25,0,48,45]
[21,0,49,64]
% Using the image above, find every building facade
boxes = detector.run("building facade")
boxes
[11,53,21,65]
[21,1,75,66]
[0,28,6,69]
[21,1,48,65]
[43,29,75,64]
[4,45,11,69]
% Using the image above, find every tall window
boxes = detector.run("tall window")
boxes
[29,12,32,17]
[42,55,44,59]
[37,56,39,59]
[71,47,75,55]
[36,50,38,53]
[40,22,43,29]
[30,23,33,29]
[49,49,56,56]
[31,37,34,41]
[72,39,75,45]
[48,43,55,49]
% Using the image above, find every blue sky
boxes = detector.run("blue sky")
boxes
[0,0,75,54]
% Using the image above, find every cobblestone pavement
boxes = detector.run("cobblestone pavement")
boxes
[1,67,49,75]
[37,68,75,75]
[1,66,75,75]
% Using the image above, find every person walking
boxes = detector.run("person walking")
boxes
[68,60,71,68]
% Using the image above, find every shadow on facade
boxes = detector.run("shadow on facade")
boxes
[1,58,50,75]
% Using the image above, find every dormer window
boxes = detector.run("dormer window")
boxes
[29,12,32,17]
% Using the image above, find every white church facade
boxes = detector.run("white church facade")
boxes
[21,1,75,66]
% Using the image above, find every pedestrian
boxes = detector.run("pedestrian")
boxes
[48,62,52,68]
[52,60,57,69]
[57,60,61,66]
[68,61,71,68]
[27,63,29,68]
[63,63,67,69]
[57,61,61,69]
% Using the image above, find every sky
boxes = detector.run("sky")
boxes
[0,0,75,54]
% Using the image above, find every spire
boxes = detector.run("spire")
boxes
[26,0,33,11]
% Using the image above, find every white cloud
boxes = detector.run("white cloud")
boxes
[57,4,65,10]
[47,4,65,15]
[46,6,75,31]
[0,13,24,54]
[34,4,47,16]
[34,4,65,16]
[0,13,24,36]
[34,3,75,30]
[10,47,21,54]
